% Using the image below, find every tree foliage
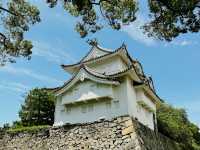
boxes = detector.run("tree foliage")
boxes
[0,0,200,65]
[157,102,200,150]
[46,0,138,38]
[46,0,200,40]
[19,88,55,126]
[0,0,40,66]
[144,0,200,41]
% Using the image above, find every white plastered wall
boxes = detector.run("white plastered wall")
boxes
[125,77,156,130]
[88,56,127,74]
[61,80,113,105]
[54,79,129,126]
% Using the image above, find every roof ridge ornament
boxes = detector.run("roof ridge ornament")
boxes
[80,72,86,82]
[87,38,98,46]
[121,42,127,49]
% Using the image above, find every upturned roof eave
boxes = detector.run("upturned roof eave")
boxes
[61,44,113,69]
[107,66,141,82]
[61,45,131,73]
[50,65,140,95]
[78,45,112,63]
[134,83,162,104]
[55,65,120,96]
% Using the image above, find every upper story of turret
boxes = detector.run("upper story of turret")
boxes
[61,40,145,77]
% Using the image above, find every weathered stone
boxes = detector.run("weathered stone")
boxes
[122,135,129,140]
[122,126,134,135]
[130,132,137,139]
[0,116,181,150]
[109,123,117,128]
[124,119,133,127]
[122,116,131,122]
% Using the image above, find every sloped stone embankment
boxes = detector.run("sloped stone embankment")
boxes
[0,116,181,150]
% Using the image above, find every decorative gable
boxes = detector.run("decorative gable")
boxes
[61,80,114,105]
[55,65,119,96]
[61,44,132,75]
[82,46,111,62]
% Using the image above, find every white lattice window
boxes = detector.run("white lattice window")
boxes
[88,103,94,112]
[113,101,120,108]
[65,107,71,114]
[106,101,112,109]
[81,105,87,113]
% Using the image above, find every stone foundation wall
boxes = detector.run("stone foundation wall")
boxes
[0,116,181,150]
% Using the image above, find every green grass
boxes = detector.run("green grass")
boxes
[7,125,50,134]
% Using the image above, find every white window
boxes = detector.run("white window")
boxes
[137,105,140,113]
[88,103,94,112]
[90,83,96,88]
[65,106,71,114]
[81,105,87,113]
[60,108,65,113]
[106,101,112,109]
[113,101,120,108]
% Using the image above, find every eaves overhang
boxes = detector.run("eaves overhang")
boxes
[55,65,120,96]
[61,44,135,74]
[134,83,162,104]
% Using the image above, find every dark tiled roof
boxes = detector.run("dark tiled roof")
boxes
[54,65,120,94]
[78,45,112,63]
[42,87,60,93]
[51,43,161,101]
[107,65,136,77]
[61,45,125,68]
[48,65,161,102]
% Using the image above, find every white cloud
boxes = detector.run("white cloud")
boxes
[0,81,30,93]
[0,65,62,85]
[32,40,76,64]
[164,40,196,47]
[122,15,156,46]
[178,41,191,46]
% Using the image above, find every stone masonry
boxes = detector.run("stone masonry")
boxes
[0,116,181,150]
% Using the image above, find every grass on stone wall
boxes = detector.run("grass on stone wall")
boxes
[7,125,50,134]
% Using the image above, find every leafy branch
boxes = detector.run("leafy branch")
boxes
[0,0,40,66]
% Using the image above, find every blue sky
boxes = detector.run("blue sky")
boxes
[0,0,200,127]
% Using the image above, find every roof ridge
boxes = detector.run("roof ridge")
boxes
[95,45,113,53]
[61,45,125,68]
[75,45,113,65]
[54,64,119,94]
[106,65,135,77]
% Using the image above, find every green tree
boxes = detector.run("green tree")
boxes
[0,0,40,66]
[1,0,200,65]
[19,88,55,126]
[46,0,200,40]
[157,102,200,150]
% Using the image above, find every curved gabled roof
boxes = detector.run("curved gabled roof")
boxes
[52,64,161,102]
[78,44,112,63]
[134,82,162,104]
[54,42,161,102]
[55,65,120,96]
[61,45,113,68]
[61,44,135,73]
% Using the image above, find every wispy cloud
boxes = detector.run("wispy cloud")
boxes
[30,0,76,24]
[122,15,156,46]
[32,40,76,64]
[0,81,30,93]
[164,40,197,47]
[0,65,62,85]
[179,99,200,126]
[182,100,200,114]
